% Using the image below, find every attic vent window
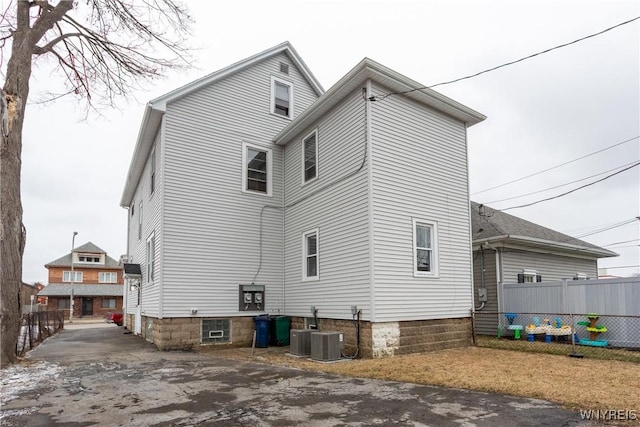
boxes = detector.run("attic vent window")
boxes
[279,62,289,74]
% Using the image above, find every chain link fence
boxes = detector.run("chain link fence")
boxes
[472,311,640,364]
[17,311,65,356]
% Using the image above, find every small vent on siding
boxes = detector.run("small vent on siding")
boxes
[279,62,289,75]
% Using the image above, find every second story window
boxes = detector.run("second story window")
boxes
[242,142,272,196]
[99,272,118,283]
[271,76,293,119]
[146,233,155,284]
[303,129,318,183]
[138,201,143,240]
[150,147,156,195]
[63,271,83,283]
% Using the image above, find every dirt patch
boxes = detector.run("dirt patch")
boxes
[200,345,640,412]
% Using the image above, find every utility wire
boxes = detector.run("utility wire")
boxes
[473,136,639,196]
[484,160,639,204]
[499,161,640,211]
[603,238,640,247]
[574,218,639,239]
[370,16,640,101]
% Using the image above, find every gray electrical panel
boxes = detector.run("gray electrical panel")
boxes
[289,329,312,356]
[310,331,344,362]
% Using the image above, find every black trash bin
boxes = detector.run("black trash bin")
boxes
[253,315,271,348]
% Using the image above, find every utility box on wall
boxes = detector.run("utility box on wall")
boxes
[238,284,265,311]
[311,331,344,362]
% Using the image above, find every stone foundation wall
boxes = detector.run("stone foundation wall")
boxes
[291,316,471,358]
[141,316,256,351]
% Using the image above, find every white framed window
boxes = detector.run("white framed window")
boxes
[138,201,143,240]
[63,271,83,283]
[573,272,588,280]
[146,233,155,284]
[78,254,100,263]
[302,228,319,281]
[413,219,439,277]
[99,272,118,283]
[242,142,272,196]
[150,147,156,196]
[302,129,318,184]
[270,76,294,119]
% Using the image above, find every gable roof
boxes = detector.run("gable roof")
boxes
[274,57,486,145]
[120,41,324,207]
[45,242,120,268]
[470,201,617,258]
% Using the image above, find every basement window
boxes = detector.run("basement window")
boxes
[201,319,230,344]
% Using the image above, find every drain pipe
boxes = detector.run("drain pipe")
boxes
[474,246,486,311]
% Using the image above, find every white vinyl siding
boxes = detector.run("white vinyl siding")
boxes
[125,133,163,318]
[160,53,318,318]
[370,81,473,322]
[501,249,598,283]
[284,89,370,320]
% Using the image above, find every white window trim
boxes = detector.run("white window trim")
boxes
[241,142,273,197]
[150,147,156,197]
[302,228,319,282]
[138,201,143,240]
[412,218,439,278]
[99,272,118,283]
[63,271,83,283]
[270,75,294,119]
[146,233,155,285]
[301,128,319,185]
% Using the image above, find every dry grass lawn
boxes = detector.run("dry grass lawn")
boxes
[202,345,640,413]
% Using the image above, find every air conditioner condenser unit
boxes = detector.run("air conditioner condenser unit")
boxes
[311,331,343,362]
[290,329,312,356]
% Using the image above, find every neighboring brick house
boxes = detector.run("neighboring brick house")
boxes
[39,242,124,319]
[20,282,44,313]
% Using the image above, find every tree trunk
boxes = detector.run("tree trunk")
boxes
[0,2,32,368]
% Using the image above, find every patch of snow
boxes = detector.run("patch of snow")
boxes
[0,361,61,405]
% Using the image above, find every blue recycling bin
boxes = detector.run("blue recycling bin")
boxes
[253,315,271,348]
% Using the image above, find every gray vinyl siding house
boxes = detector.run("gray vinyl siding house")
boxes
[121,42,486,357]
[470,202,616,334]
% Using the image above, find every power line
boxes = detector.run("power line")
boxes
[599,265,640,270]
[575,218,639,239]
[370,16,640,101]
[499,161,640,211]
[484,160,639,204]
[603,238,640,247]
[473,136,639,196]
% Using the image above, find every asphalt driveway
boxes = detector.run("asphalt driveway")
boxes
[1,323,593,426]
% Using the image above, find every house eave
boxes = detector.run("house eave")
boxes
[473,235,618,258]
[120,105,163,207]
[273,58,486,146]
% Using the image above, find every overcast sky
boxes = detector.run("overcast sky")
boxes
[18,0,639,284]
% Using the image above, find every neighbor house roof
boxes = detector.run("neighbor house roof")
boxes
[38,284,123,297]
[470,201,617,258]
[120,41,324,207]
[274,57,486,145]
[45,242,120,268]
